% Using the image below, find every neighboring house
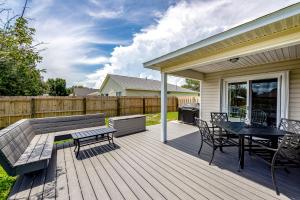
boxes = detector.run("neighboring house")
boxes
[99,74,198,96]
[72,87,99,96]
[144,3,300,141]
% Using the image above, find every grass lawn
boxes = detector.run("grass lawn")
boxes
[145,112,178,126]
[1,112,178,199]
[105,112,178,126]
[0,166,16,200]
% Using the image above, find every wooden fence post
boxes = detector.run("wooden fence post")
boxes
[117,97,121,116]
[143,97,146,114]
[83,97,87,114]
[31,97,35,118]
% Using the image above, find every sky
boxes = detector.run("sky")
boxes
[2,0,300,88]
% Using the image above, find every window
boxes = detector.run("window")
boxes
[116,92,122,96]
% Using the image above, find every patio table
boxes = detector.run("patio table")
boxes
[214,122,288,169]
[72,127,116,157]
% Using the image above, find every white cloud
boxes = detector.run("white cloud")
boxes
[84,0,299,88]
[87,8,123,19]
[75,56,109,65]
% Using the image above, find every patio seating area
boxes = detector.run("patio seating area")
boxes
[9,122,300,200]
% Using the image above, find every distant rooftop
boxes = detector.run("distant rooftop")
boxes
[73,87,99,96]
[104,74,198,93]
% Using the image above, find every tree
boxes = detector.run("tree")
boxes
[181,79,200,91]
[0,6,45,96]
[46,78,70,96]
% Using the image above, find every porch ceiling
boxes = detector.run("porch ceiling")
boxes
[192,44,300,73]
[144,3,300,80]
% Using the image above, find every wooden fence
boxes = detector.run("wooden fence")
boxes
[177,96,200,107]
[0,96,198,128]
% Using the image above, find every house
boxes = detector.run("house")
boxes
[99,74,199,96]
[72,87,99,96]
[144,3,300,142]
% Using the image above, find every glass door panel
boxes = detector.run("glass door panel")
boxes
[250,78,278,127]
[228,82,247,122]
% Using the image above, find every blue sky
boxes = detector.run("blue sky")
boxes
[3,0,299,88]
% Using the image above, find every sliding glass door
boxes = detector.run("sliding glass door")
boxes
[250,78,278,127]
[223,72,288,126]
[228,82,247,122]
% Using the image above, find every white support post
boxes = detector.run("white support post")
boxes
[199,80,203,119]
[161,72,167,143]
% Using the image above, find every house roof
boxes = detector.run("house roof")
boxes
[73,87,99,96]
[100,74,198,93]
[144,3,300,73]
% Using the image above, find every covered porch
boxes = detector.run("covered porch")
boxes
[8,122,300,200]
[144,3,300,142]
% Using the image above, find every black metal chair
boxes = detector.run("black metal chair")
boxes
[253,118,300,195]
[211,112,238,142]
[195,118,237,165]
[251,109,267,127]
[248,110,269,153]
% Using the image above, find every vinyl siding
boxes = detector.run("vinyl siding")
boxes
[100,78,125,96]
[125,90,198,97]
[201,59,300,121]
[125,90,160,96]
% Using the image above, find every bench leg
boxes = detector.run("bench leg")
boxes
[107,134,111,145]
[110,133,116,148]
[76,141,80,158]
[74,140,77,152]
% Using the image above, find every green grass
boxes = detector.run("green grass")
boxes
[105,112,178,126]
[145,112,178,126]
[0,166,16,200]
[0,112,178,199]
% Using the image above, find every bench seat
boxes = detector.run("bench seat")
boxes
[0,113,106,176]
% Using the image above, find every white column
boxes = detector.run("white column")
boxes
[161,72,167,143]
[199,80,202,119]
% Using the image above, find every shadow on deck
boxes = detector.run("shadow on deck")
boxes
[166,123,300,200]
[8,122,300,200]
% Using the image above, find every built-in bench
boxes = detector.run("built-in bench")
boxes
[0,113,105,176]
[109,115,146,137]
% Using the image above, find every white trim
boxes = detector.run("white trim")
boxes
[161,72,167,143]
[144,3,300,68]
[221,71,289,125]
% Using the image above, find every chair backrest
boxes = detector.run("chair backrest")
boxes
[278,118,300,134]
[240,108,247,122]
[30,113,106,134]
[210,112,228,125]
[277,134,300,164]
[195,118,213,141]
[251,110,267,126]
[0,119,35,175]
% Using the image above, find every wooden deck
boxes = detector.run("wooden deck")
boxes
[9,122,300,200]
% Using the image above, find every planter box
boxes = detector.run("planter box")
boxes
[109,115,146,137]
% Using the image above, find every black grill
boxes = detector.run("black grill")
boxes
[178,103,199,125]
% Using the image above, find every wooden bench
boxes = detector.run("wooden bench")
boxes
[109,115,146,137]
[0,113,106,176]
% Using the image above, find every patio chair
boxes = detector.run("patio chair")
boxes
[195,118,238,165]
[251,109,267,127]
[210,112,238,151]
[253,118,300,195]
[248,110,269,153]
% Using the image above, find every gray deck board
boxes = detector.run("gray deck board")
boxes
[97,144,152,200]
[63,144,83,200]
[55,144,69,200]
[9,122,300,200]
[69,144,97,200]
